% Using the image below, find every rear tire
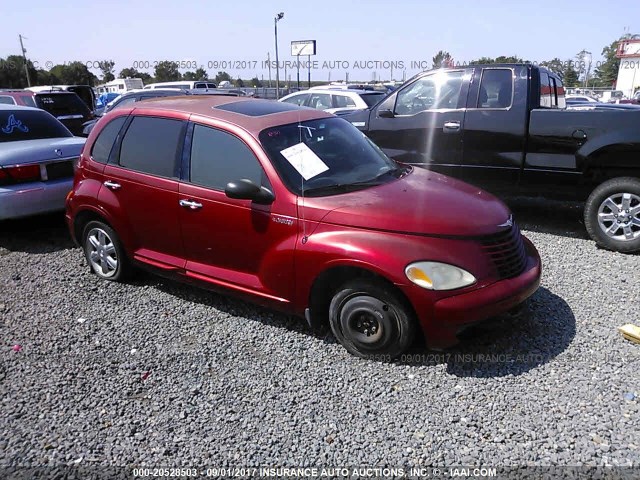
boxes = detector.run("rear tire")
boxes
[584,177,640,253]
[329,279,416,359]
[82,220,131,281]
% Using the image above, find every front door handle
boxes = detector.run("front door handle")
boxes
[179,199,203,210]
[103,180,121,190]
[443,121,461,132]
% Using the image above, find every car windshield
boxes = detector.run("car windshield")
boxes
[360,93,386,107]
[0,109,72,142]
[259,117,404,197]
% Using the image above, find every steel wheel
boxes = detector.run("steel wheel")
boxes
[597,192,640,241]
[329,279,416,359]
[340,295,388,346]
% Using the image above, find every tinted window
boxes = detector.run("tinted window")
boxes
[539,72,552,108]
[90,116,127,164]
[395,71,465,114]
[190,124,263,190]
[0,96,16,105]
[119,116,184,177]
[0,109,71,142]
[334,95,357,108]
[111,96,137,110]
[360,93,385,107]
[282,93,310,106]
[22,96,36,107]
[35,93,90,117]
[477,69,513,108]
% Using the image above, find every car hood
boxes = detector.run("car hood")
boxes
[301,167,512,237]
[0,137,86,166]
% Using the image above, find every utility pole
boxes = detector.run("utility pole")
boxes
[267,52,272,88]
[274,12,284,99]
[19,34,31,87]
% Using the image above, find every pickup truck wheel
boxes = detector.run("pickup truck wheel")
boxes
[329,279,416,359]
[584,177,640,253]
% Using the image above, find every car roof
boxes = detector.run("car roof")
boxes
[0,103,40,111]
[127,96,332,136]
[289,89,381,95]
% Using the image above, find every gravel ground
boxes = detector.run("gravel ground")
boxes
[0,198,639,475]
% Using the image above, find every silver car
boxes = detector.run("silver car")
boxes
[0,104,86,220]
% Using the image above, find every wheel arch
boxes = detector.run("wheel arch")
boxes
[306,263,416,330]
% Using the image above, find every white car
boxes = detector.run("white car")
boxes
[279,88,386,114]
[565,94,598,103]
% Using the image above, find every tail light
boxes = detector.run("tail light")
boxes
[0,164,42,186]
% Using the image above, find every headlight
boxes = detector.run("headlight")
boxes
[405,261,476,290]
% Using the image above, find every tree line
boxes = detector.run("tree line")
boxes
[0,35,628,89]
[431,37,624,88]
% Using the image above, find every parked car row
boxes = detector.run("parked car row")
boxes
[0,104,85,219]
[0,88,94,136]
[3,64,639,359]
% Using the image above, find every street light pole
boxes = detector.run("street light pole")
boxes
[274,12,284,99]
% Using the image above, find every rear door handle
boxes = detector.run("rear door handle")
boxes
[103,180,121,190]
[443,121,461,132]
[179,199,203,210]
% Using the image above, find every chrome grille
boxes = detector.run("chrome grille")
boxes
[480,224,527,279]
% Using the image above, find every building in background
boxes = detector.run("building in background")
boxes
[616,35,640,98]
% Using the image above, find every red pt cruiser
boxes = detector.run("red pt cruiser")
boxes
[66,96,541,359]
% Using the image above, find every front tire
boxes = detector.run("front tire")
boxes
[329,279,416,359]
[584,177,640,253]
[82,220,131,281]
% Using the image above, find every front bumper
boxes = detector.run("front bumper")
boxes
[411,237,542,349]
[0,179,73,220]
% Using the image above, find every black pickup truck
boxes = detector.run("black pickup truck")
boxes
[343,64,640,253]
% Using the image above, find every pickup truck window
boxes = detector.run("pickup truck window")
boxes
[394,70,465,115]
[477,69,513,108]
[540,72,552,108]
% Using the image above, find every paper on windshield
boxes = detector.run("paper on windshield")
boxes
[279,142,329,180]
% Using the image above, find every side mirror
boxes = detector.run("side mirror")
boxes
[225,178,275,205]
[378,109,394,118]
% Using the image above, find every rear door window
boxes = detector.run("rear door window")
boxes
[308,93,332,109]
[477,69,513,108]
[118,116,184,178]
[333,95,357,108]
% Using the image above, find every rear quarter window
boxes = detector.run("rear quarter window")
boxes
[90,116,127,164]
[0,96,16,105]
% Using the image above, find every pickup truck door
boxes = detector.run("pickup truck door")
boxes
[459,66,528,190]
[364,69,471,174]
